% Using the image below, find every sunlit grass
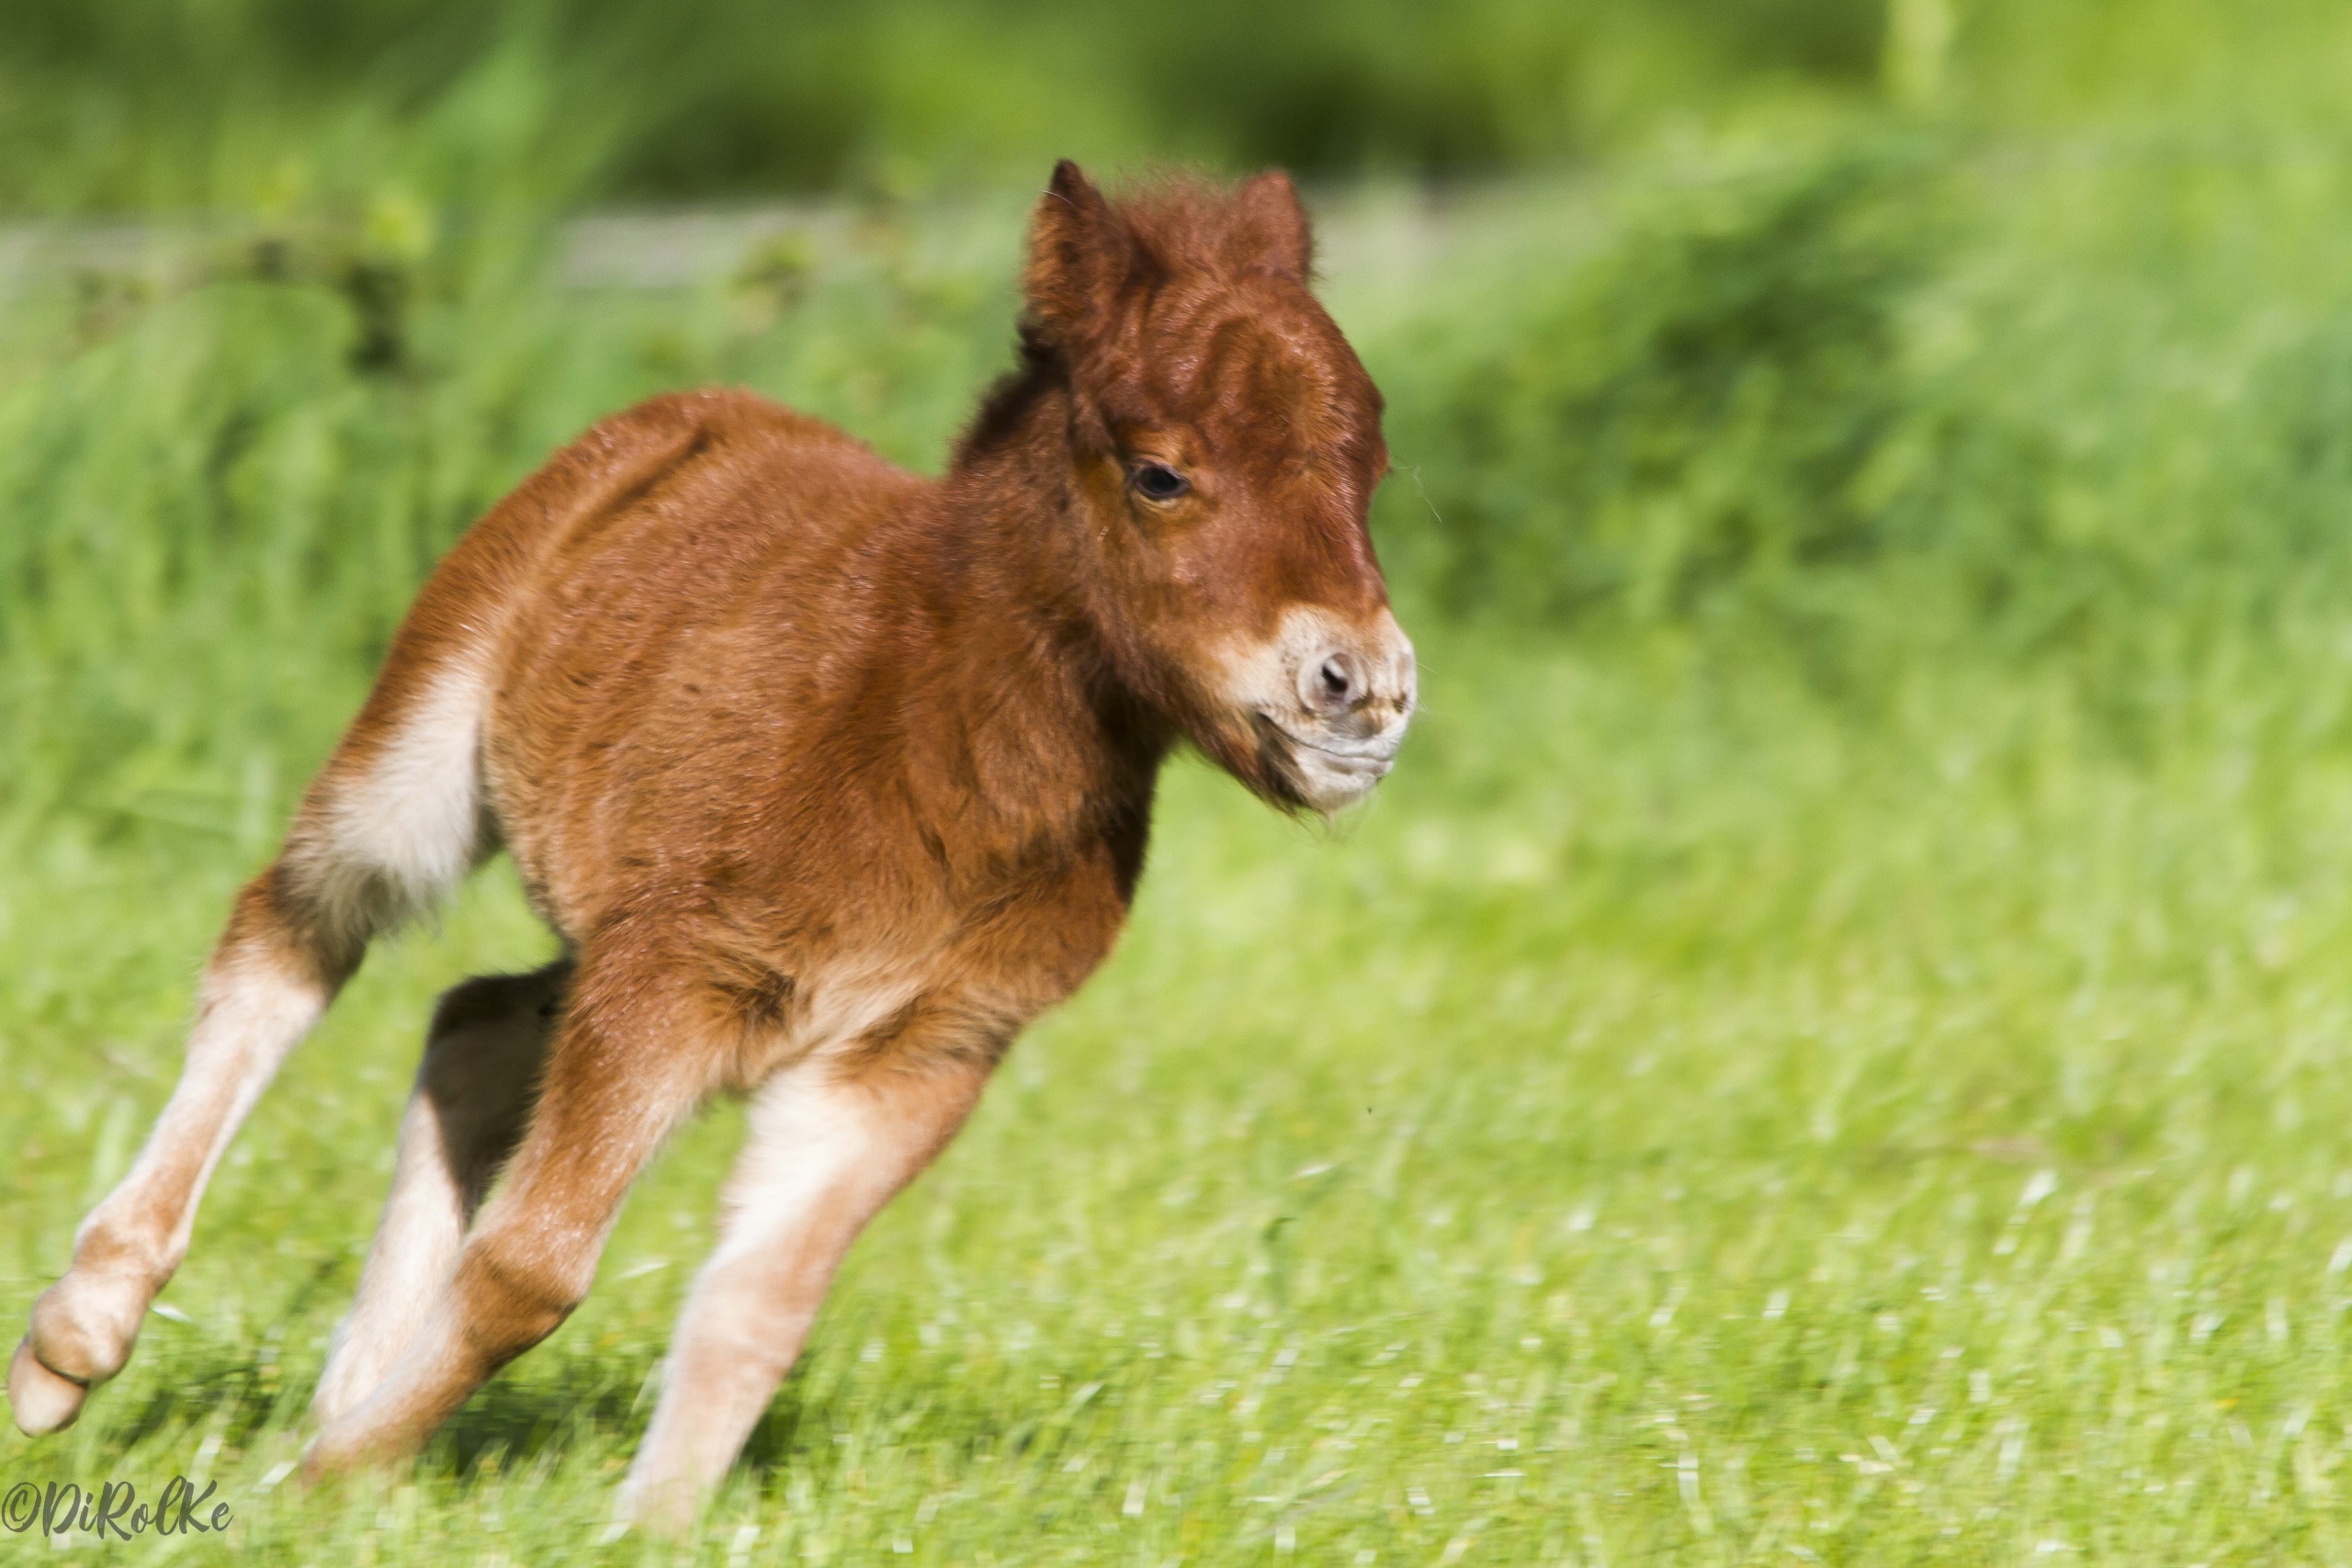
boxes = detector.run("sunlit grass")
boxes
[10,629,2352,1562]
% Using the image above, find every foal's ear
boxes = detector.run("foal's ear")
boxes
[1024,160,1135,347]
[1226,170,1313,280]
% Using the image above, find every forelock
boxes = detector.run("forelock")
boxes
[1114,175,1290,279]
[1070,175,1384,479]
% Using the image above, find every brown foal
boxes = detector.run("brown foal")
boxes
[7,162,1416,1524]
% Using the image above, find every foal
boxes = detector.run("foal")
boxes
[8,162,1416,1521]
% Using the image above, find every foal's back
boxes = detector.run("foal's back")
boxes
[328,389,939,949]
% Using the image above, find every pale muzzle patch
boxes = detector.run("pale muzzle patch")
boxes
[1210,604,1418,811]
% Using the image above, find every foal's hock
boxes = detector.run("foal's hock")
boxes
[8,162,1416,1523]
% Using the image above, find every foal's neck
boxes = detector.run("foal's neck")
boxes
[914,382,1170,822]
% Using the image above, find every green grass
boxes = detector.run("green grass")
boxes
[13,626,2352,1562]
[13,111,2352,1562]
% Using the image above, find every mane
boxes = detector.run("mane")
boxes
[953,327,1061,470]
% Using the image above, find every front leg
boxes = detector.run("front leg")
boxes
[617,1043,994,1530]
[300,952,707,1480]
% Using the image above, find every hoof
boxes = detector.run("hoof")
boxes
[8,1338,89,1436]
[614,1473,701,1538]
[25,1269,147,1388]
[296,1432,341,1487]
[298,1426,382,1487]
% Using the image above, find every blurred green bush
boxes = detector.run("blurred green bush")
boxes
[1377,118,2352,701]
[9,0,2352,827]
[0,0,1893,213]
[10,0,2352,216]
[1386,142,1941,624]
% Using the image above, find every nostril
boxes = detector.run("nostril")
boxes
[1315,653,1360,711]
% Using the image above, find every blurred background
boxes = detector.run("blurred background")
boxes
[6,0,2352,808]
[6,0,2352,814]
[17,6,2352,1559]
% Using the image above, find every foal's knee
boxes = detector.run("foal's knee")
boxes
[448,1241,590,1368]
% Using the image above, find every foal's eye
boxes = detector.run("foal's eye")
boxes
[1128,462,1191,502]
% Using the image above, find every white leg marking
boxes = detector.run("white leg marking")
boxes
[311,1091,477,1427]
[13,952,328,1433]
[119,956,329,1269]
[314,971,556,1425]
[617,1060,984,1529]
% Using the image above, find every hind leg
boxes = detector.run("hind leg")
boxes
[9,648,493,1439]
[9,874,351,1436]
[311,961,570,1425]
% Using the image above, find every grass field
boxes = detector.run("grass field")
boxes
[13,101,2352,1567]
[18,595,2352,1564]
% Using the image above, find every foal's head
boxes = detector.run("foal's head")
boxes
[1004,161,1417,813]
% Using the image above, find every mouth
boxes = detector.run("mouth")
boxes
[1260,719,1403,762]
[1252,712,1404,806]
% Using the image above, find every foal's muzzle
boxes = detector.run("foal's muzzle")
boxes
[1254,611,1417,811]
